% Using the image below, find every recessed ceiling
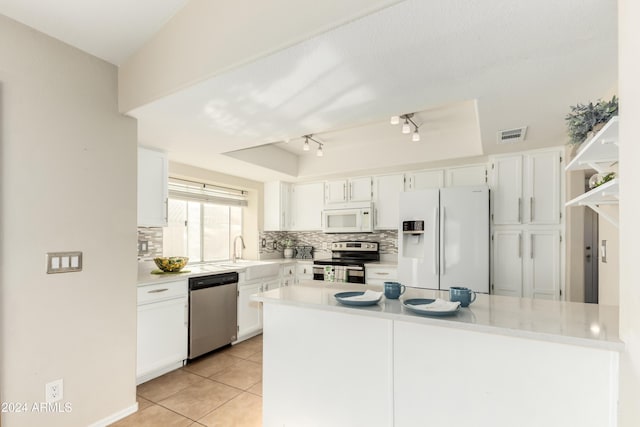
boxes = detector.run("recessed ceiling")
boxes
[0,0,617,182]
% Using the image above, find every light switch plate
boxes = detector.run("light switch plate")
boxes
[47,251,83,273]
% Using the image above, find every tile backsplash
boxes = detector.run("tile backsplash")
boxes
[138,226,398,261]
[259,230,398,260]
[137,227,163,260]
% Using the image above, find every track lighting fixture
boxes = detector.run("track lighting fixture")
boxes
[391,112,421,142]
[302,135,324,157]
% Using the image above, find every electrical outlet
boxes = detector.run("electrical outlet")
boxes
[46,379,63,403]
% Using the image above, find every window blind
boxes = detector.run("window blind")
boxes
[168,178,248,207]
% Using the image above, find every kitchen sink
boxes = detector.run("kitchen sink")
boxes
[215,260,280,281]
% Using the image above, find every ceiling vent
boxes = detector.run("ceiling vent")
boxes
[497,126,528,144]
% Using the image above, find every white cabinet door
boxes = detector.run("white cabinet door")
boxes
[295,262,313,284]
[237,282,263,339]
[137,147,168,227]
[365,266,398,286]
[137,296,188,384]
[405,170,444,190]
[525,230,561,300]
[325,180,348,204]
[526,152,561,225]
[446,164,487,187]
[492,230,523,297]
[349,177,372,202]
[264,181,291,231]
[372,174,405,230]
[492,156,523,225]
[291,182,324,230]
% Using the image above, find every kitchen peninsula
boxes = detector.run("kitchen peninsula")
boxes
[255,282,622,427]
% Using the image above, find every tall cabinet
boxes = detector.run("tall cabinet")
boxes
[490,149,564,300]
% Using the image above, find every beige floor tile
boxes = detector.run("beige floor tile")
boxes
[159,379,242,420]
[110,404,193,427]
[197,392,262,427]
[137,369,205,402]
[183,352,243,377]
[223,339,262,359]
[246,381,262,397]
[246,351,262,363]
[137,396,154,411]
[210,359,262,390]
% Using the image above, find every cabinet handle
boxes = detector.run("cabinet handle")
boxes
[350,182,353,200]
[164,198,169,225]
[530,235,534,259]
[375,208,378,227]
[518,234,522,258]
[375,272,389,276]
[530,197,534,222]
[343,183,347,201]
[517,198,521,223]
[148,288,168,293]
[184,302,188,327]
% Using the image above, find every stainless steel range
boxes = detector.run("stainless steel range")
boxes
[313,241,379,283]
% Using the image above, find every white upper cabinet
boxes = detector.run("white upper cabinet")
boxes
[446,164,487,187]
[325,177,372,205]
[405,169,444,190]
[526,152,561,225]
[264,181,291,231]
[291,182,325,230]
[491,150,562,225]
[137,147,168,227]
[372,174,405,230]
[492,156,523,225]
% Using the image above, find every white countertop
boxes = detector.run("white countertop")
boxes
[254,281,623,352]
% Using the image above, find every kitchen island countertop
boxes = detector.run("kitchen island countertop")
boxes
[254,281,623,351]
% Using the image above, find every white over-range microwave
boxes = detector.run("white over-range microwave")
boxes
[322,204,373,233]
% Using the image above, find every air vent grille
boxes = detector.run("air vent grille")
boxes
[497,126,528,144]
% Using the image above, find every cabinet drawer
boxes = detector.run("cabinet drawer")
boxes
[365,267,398,284]
[296,262,313,277]
[138,280,188,305]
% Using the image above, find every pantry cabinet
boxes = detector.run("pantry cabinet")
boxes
[325,177,372,205]
[492,230,561,300]
[290,182,324,230]
[491,151,561,225]
[264,181,291,231]
[372,174,405,230]
[137,147,168,227]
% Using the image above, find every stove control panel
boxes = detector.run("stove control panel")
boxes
[331,241,379,252]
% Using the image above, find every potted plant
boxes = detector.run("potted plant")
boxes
[278,238,295,259]
[565,95,618,146]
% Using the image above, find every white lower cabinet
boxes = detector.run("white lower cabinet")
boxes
[281,262,296,287]
[237,281,263,341]
[137,280,188,384]
[236,274,280,342]
[492,229,561,299]
[296,261,313,283]
[365,265,398,286]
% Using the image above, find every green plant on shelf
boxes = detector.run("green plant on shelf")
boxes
[565,95,618,145]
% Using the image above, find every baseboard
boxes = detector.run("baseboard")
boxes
[88,402,138,427]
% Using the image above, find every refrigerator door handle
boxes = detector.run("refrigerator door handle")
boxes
[440,206,446,276]
[434,207,439,275]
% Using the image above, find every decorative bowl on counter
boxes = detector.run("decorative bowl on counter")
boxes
[153,256,189,272]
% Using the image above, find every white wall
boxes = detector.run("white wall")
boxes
[618,0,640,424]
[0,15,138,427]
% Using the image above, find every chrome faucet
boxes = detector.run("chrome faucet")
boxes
[232,235,246,263]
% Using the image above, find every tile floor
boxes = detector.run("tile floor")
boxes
[111,334,263,427]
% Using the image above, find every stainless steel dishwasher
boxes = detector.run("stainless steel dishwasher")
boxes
[188,272,239,359]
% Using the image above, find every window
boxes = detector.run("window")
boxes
[162,179,246,263]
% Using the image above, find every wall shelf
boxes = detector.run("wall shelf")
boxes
[565,179,619,227]
[565,116,619,173]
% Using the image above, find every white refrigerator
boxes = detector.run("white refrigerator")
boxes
[398,186,490,293]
